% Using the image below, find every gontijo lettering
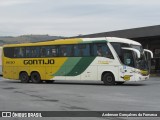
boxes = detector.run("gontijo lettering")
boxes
[23,59,54,65]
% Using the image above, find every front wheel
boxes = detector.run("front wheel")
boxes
[19,72,29,83]
[102,73,115,85]
[31,72,41,83]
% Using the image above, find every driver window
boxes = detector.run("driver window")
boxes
[123,50,135,67]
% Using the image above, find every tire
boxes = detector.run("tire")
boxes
[19,72,29,83]
[116,82,124,85]
[45,80,54,83]
[102,73,115,85]
[31,72,41,83]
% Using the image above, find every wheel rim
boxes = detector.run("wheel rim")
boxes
[107,76,113,83]
[20,73,28,82]
[31,73,41,83]
[33,75,38,81]
[22,75,27,81]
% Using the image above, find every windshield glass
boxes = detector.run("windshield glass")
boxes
[130,45,148,70]
[110,42,135,67]
[111,42,148,70]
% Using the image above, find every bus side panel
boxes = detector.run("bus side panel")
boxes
[96,57,119,81]
[45,66,53,80]
[45,65,67,80]
[31,66,46,80]
[3,66,14,79]
[13,67,18,79]
[80,65,98,80]
[65,63,80,80]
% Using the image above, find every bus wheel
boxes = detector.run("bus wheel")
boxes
[31,72,41,83]
[116,82,124,85]
[102,73,115,85]
[19,72,29,83]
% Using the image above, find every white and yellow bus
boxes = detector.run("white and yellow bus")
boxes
[2,37,153,85]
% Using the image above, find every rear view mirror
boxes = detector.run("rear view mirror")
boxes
[122,47,141,58]
[144,49,153,58]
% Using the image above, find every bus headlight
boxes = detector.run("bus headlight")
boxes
[140,70,149,76]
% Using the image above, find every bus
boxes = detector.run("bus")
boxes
[2,37,153,85]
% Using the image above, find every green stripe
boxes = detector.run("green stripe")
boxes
[53,57,96,77]
[66,57,95,76]
[53,57,81,76]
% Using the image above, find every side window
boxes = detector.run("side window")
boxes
[14,47,25,58]
[4,47,14,58]
[93,43,113,59]
[59,45,74,57]
[50,46,58,57]
[59,46,67,57]
[26,47,40,58]
[74,44,90,57]
[123,50,135,67]
[26,47,31,58]
[19,47,25,58]
[40,47,47,57]
[66,45,74,57]
[44,46,58,57]
[14,48,19,58]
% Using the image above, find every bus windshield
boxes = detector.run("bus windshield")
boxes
[130,45,148,70]
[110,42,148,70]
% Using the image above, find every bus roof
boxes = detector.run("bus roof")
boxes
[106,37,141,45]
[83,37,141,45]
[3,37,141,47]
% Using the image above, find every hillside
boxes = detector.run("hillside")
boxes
[0,35,64,45]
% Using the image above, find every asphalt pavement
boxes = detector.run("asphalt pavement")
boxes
[0,77,160,120]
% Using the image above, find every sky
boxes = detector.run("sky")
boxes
[0,0,160,36]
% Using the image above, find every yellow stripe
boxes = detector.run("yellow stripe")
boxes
[3,38,83,47]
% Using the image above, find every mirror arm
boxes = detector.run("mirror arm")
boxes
[122,47,141,58]
[144,49,153,58]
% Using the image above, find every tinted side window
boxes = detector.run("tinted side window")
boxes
[74,44,90,57]
[39,46,58,57]
[40,47,47,57]
[26,47,40,58]
[14,47,25,58]
[41,46,58,57]
[123,50,135,67]
[93,43,113,59]
[59,45,74,57]
[49,46,58,57]
[4,47,14,58]
[4,47,25,58]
